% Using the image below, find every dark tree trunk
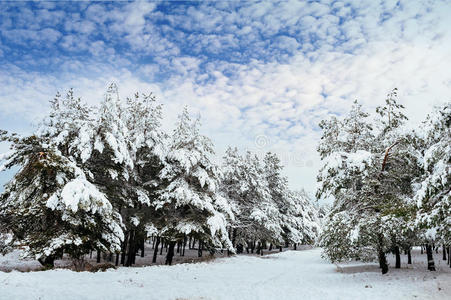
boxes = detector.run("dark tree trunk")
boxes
[251,241,255,254]
[198,240,203,257]
[121,231,129,265]
[269,244,273,251]
[421,245,424,255]
[160,239,164,255]
[182,236,186,256]
[256,242,261,255]
[126,230,136,267]
[115,253,119,266]
[97,250,101,263]
[377,233,388,274]
[378,249,388,274]
[407,249,412,264]
[443,245,447,261]
[90,251,93,259]
[294,243,297,250]
[426,244,436,271]
[152,236,160,263]
[165,241,176,265]
[177,241,180,253]
[232,229,237,248]
[394,246,401,268]
[279,246,282,252]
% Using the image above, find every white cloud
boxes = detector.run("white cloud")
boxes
[1,0,451,196]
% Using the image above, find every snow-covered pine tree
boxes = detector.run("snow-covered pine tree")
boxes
[415,102,451,268]
[0,91,123,270]
[263,152,291,248]
[317,100,390,271]
[371,89,422,270]
[83,84,144,266]
[263,152,320,249]
[319,93,423,274]
[121,91,167,264]
[222,148,283,253]
[153,107,234,265]
[285,190,321,246]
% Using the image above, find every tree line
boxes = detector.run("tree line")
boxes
[0,84,320,270]
[317,88,450,274]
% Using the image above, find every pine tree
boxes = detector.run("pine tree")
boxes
[153,107,234,264]
[0,91,124,270]
[222,148,283,251]
[415,103,451,250]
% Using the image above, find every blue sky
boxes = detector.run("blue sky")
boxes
[1,0,451,195]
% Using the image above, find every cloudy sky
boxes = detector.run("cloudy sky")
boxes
[0,0,450,196]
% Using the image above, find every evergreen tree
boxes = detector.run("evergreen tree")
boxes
[0,91,124,270]
[222,148,283,251]
[154,107,234,264]
[415,103,451,248]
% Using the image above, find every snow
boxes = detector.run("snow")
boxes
[59,177,111,214]
[0,248,450,300]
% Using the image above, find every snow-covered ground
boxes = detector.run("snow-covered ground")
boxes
[1,247,450,300]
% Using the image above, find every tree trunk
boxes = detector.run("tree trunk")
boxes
[115,253,119,266]
[121,231,129,265]
[395,246,401,268]
[141,239,145,258]
[421,245,424,254]
[378,249,388,274]
[294,243,297,250]
[426,244,436,271]
[126,230,135,267]
[97,250,101,263]
[269,244,273,251]
[160,239,164,255]
[182,236,186,256]
[407,249,412,264]
[198,240,203,257]
[279,246,282,252]
[153,236,161,263]
[165,241,177,265]
[377,233,388,274]
[443,245,447,261]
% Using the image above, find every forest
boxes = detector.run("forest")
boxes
[0,85,449,277]
[0,84,321,271]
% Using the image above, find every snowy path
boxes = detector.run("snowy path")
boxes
[1,248,450,300]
